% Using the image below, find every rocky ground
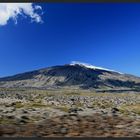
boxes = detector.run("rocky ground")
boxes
[0,88,140,137]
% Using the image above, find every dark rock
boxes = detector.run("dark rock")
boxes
[21,116,29,120]
[22,110,28,114]
[19,119,28,124]
[69,113,78,116]
[111,107,119,114]
[68,108,78,113]
[6,115,15,119]
[11,102,16,106]
[5,104,12,107]
[71,98,75,102]
[101,110,108,115]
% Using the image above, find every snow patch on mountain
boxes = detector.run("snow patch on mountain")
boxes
[70,61,123,74]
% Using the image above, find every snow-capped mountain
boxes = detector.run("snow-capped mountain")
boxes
[70,61,123,74]
[0,62,140,90]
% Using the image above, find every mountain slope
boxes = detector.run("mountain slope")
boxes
[0,62,140,90]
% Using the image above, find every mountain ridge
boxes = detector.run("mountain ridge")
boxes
[0,62,140,90]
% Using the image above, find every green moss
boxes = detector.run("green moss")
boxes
[56,106,69,112]
[75,102,83,107]
[119,104,140,115]
[0,118,15,124]
[14,102,24,108]
[29,103,47,108]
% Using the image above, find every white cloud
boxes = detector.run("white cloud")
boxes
[0,3,43,25]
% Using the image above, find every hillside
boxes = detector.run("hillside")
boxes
[0,62,140,90]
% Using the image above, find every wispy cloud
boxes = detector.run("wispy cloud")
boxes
[0,3,43,26]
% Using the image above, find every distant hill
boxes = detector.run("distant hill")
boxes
[0,62,140,90]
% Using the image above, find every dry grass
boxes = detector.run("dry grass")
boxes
[119,104,140,115]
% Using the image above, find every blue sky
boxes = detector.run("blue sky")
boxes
[0,3,140,77]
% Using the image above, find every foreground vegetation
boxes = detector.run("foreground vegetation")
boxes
[0,88,139,137]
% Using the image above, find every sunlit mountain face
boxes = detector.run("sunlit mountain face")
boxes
[0,62,140,90]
